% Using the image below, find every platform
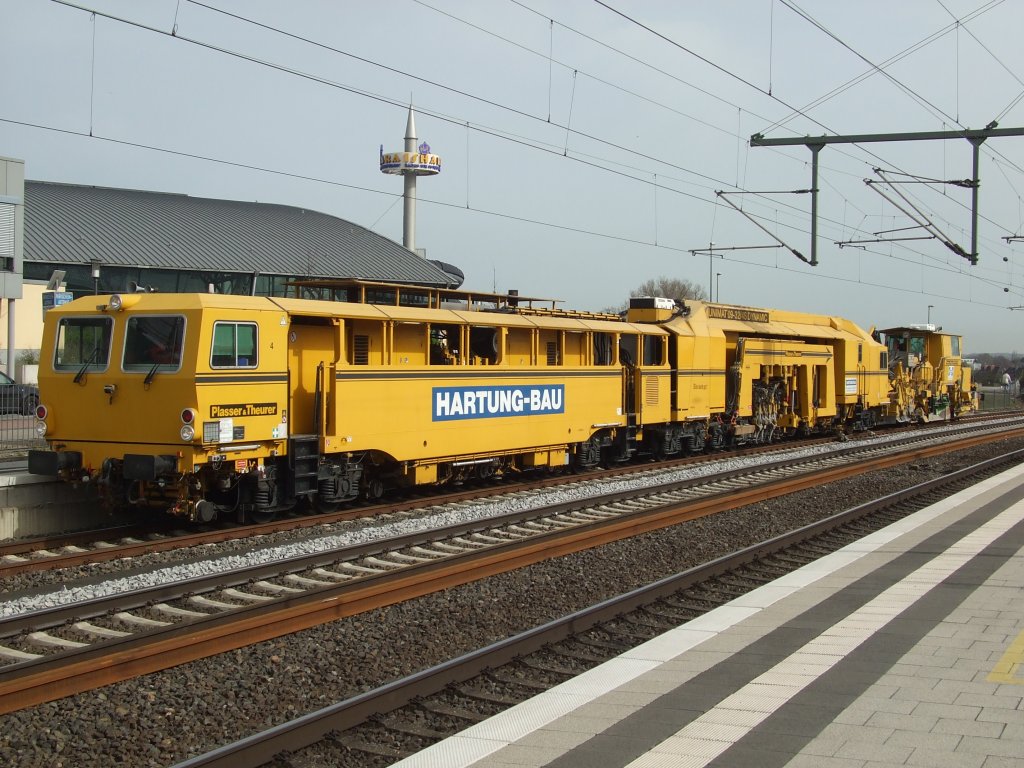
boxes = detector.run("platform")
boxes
[395,462,1024,767]
[0,460,115,540]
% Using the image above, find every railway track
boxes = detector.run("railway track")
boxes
[0,441,796,576]
[0,419,1020,714]
[1,414,1019,577]
[170,446,1024,768]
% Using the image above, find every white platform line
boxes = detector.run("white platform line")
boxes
[392,463,1024,768]
[625,498,1024,767]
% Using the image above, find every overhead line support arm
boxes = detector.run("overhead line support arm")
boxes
[748,126,1024,267]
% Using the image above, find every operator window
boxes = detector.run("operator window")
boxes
[593,332,614,365]
[211,322,258,368]
[619,334,639,366]
[123,315,185,372]
[429,324,461,365]
[54,316,113,372]
[642,335,664,365]
[469,326,499,365]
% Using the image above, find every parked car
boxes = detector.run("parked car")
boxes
[0,371,39,415]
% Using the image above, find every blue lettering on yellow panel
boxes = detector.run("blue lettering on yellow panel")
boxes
[432,385,565,421]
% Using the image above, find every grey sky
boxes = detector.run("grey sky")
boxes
[3,0,1024,352]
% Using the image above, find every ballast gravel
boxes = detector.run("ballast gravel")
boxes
[1,433,1022,767]
[0,421,1000,612]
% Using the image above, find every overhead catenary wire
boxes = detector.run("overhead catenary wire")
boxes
[17,0,1022,307]
[40,0,899,246]
[62,0,1024,262]
[772,0,1024,180]
[180,0,1022,250]
[578,0,1023,250]
[8,110,1000,297]
[779,0,971,131]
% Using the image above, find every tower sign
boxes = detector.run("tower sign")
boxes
[380,107,441,253]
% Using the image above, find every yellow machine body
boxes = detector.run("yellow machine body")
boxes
[625,299,892,447]
[28,283,974,520]
[30,284,670,519]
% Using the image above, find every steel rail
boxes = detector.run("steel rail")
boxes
[0,446,837,636]
[3,414,1015,574]
[170,447,1024,767]
[0,428,1017,714]
[0,437,813,575]
[4,422,1017,637]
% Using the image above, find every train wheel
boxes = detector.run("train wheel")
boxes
[573,437,601,472]
[247,507,276,524]
[314,496,343,514]
[363,477,384,501]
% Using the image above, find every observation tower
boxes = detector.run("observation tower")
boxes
[379,106,441,254]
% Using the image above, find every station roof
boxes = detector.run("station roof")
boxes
[23,181,459,287]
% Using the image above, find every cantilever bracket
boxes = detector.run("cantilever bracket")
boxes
[715,191,811,265]
[749,126,1024,266]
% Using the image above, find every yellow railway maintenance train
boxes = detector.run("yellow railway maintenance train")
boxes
[27,280,977,522]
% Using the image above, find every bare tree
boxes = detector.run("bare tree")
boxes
[630,276,706,302]
[602,276,706,315]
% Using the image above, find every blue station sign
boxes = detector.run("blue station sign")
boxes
[42,291,73,312]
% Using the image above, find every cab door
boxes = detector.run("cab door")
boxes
[287,317,337,438]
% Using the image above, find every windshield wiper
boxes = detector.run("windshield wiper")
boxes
[144,361,161,386]
[73,347,102,384]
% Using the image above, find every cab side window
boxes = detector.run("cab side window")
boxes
[211,322,258,368]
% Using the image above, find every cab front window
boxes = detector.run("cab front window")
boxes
[55,317,113,371]
[124,315,185,371]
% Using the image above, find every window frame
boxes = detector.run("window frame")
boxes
[210,321,259,369]
[122,314,187,374]
[54,315,114,373]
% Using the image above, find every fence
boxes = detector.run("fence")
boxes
[977,385,1022,412]
[0,416,45,459]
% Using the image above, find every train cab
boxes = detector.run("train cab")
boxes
[875,324,977,422]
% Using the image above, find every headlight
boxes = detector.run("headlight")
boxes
[107,294,140,311]
[35,421,47,438]
[180,424,195,442]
